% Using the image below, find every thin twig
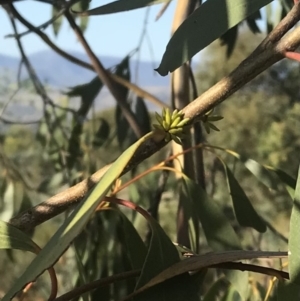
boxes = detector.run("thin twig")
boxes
[5,4,167,109]
[13,0,80,38]
[64,10,145,138]
[155,0,172,21]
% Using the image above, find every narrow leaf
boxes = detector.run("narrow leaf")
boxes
[135,250,286,295]
[135,96,151,135]
[221,285,242,301]
[222,162,266,233]
[182,177,242,251]
[156,0,273,75]
[114,209,147,270]
[289,163,300,285]
[277,280,300,301]
[52,6,63,36]
[78,0,172,15]
[0,220,37,253]
[93,118,110,147]
[2,132,154,301]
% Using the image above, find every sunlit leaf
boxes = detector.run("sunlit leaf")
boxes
[2,132,154,301]
[156,0,273,75]
[222,162,266,233]
[52,6,63,36]
[0,220,37,253]
[221,285,242,301]
[289,163,300,285]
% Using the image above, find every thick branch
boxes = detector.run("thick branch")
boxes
[9,2,300,232]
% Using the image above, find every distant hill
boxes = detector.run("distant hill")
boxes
[0,50,170,122]
[0,50,169,88]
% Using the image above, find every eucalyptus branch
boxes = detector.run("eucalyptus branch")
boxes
[9,2,300,232]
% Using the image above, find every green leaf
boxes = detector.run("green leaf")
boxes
[52,6,63,36]
[265,3,274,33]
[222,162,266,233]
[114,209,147,270]
[182,177,241,251]
[276,280,300,301]
[66,76,103,169]
[135,97,151,135]
[246,10,261,34]
[203,277,228,301]
[223,150,296,198]
[219,25,238,58]
[289,163,300,285]
[221,285,242,301]
[156,0,273,76]
[135,214,180,289]
[114,56,132,149]
[224,269,248,301]
[182,177,249,299]
[267,166,296,198]
[0,220,37,253]
[37,172,65,194]
[116,104,131,149]
[93,118,110,147]
[0,181,15,221]
[135,250,285,296]
[78,0,173,15]
[2,132,154,301]
[80,15,89,32]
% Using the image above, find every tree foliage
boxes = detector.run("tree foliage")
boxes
[0,0,300,300]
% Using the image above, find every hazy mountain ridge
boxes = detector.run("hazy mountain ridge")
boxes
[0,50,169,88]
[0,50,169,122]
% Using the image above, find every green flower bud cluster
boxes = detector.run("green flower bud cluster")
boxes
[153,108,190,145]
[200,108,224,134]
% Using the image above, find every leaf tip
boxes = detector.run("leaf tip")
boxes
[154,67,168,77]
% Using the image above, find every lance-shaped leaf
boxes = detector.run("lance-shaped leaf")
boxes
[289,163,300,285]
[76,0,173,15]
[103,198,199,301]
[156,0,273,76]
[222,162,266,233]
[52,6,63,36]
[277,280,300,301]
[134,250,287,296]
[182,176,250,299]
[93,118,110,147]
[182,177,241,251]
[0,220,37,253]
[2,131,154,301]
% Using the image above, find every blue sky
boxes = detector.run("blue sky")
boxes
[0,0,177,62]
